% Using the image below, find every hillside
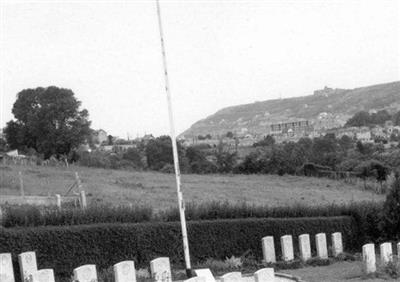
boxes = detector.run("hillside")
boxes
[181,81,400,137]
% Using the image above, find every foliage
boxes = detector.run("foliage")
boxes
[0,216,357,278]
[4,87,91,159]
[380,174,400,240]
[145,136,186,171]
[345,110,395,127]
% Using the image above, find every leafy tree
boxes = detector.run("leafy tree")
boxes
[370,110,391,125]
[253,135,275,147]
[107,135,114,145]
[226,131,234,139]
[380,174,400,240]
[345,111,371,127]
[4,87,91,158]
[215,141,236,173]
[145,135,185,171]
[393,111,400,126]
[122,147,143,168]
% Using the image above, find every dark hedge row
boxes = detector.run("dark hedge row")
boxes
[0,216,357,279]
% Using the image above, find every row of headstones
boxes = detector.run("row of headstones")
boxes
[362,242,400,274]
[0,252,278,282]
[262,232,343,262]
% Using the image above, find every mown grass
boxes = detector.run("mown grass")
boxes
[0,164,385,210]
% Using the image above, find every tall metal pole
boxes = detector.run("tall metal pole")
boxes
[155,0,192,276]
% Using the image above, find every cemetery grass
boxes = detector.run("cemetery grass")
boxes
[0,164,385,210]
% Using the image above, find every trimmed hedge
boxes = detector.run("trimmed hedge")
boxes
[0,216,357,278]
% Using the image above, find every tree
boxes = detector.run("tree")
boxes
[145,135,185,171]
[226,131,234,139]
[380,174,400,240]
[4,87,91,159]
[345,111,371,127]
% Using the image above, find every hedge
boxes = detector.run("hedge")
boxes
[0,216,357,279]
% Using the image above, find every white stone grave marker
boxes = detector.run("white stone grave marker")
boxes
[362,244,376,274]
[114,261,136,282]
[331,232,343,257]
[150,258,171,282]
[380,242,393,265]
[184,277,206,282]
[298,234,311,261]
[261,236,276,263]
[193,269,215,282]
[73,264,97,282]
[30,269,55,282]
[397,242,400,259]
[315,233,328,259]
[18,252,37,282]
[254,268,274,282]
[280,235,294,261]
[0,253,15,282]
[220,272,242,282]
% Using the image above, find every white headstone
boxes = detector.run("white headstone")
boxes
[261,236,276,263]
[362,244,376,274]
[254,268,274,282]
[298,234,311,261]
[380,242,393,265]
[315,233,328,259]
[0,253,15,282]
[73,264,97,282]
[194,269,215,282]
[150,258,171,282]
[30,269,55,282]
[331,232,343,257]
[184,277,206,282]
[114,261,136,282]
[18,252,37,282]
[280,235,294,261]
[220,272,242,282]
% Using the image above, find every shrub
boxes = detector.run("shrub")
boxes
[380,174,400,240]
[0,216,357,279]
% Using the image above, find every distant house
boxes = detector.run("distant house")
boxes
[356,128,372,143]
[92,129,108,145]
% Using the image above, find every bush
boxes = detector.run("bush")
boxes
[380,175,400,240]
[0,216,357,279]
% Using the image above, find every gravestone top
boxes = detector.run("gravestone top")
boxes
[220,272,242,282]
[30,269,55,282]
[254,268,274,282]
[194,269,215,282]
[114,261,136,282]
[18,251,38,282]
[0,253,15,282]
[150,257,171,282]
[73,264,98,282]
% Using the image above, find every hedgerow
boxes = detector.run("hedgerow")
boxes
[0,216,357,279]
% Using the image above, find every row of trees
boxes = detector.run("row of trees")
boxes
[345,109,400,127]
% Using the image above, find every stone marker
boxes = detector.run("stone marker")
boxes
[398,242,400,259]
[0,253,15,282]
[261,236,276,263]
[220,272,242,282]
[18,252,37,282]
[380,242,393,264]
[193,269,215,282]
[30,269,55,282]
[362,244,376,274]
[114,261,136,282]
[254,268,274,282]
[280,235,294,261]
[298,234,311,261]
[315,233,328,259]
[150,257,171,282]
[55,194,61,210]
[73,264,98,282]
[331,232,343,257]
[184,277,206,282]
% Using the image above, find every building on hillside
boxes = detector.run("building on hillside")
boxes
[313,112,342,130]
[270,120,311,136]
[92,129,108,146]
[356,128,372,143]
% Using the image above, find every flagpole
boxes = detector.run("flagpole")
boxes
[155,0,192,276]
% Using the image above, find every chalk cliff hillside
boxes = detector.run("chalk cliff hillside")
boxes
[181,81,400,138]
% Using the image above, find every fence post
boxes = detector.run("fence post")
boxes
[19,171,25,197]
[55,194,62,211]
[75,172,82,190]
[79,191,87,210]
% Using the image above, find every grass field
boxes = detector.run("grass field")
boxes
[0,164,384,210]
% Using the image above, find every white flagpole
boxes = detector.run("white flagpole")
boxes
[155,0,192,276]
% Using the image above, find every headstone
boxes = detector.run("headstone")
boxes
[380,242,393,264]
[261,236,276,263]
[193,269,215,282]
[55,194,61,210]
[280,235,294,261]
[254,268,274,282]
[362,244,376,274]
[73,264,97,282]
[0,253,15,282]
[114,261,136,282]
[30,269,55,282]
[18,252,37,282]
[331,232,343,257]
[298,234,311,261]
[397,242,400,259]
[315,233,328,259]
[150,258,171,282]
[220,272,242,282]
[184,277,206,282]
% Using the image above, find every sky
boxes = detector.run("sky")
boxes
[0,0,399,138]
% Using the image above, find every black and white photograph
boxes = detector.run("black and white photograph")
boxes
[0,0,399,281]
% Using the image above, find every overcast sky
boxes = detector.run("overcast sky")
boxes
[1,0,399,138]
